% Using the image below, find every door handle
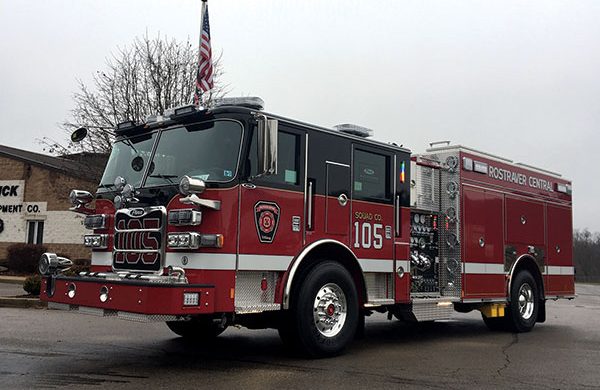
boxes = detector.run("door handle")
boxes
[337,193,348,207]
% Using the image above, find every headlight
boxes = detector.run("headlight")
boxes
[167,233,223,249]
[167,232,200,249]
[83,234,108,249]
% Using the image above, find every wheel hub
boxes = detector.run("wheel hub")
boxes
[313,283,347,337]
[518,283,535,320]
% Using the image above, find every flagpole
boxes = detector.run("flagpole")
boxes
[195,0,208,107]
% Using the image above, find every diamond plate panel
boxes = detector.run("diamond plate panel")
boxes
[235,271,281,313]
[412,301,454,321]
[427,150,462,298]
[412,163,440,212]
[364,272,393,302]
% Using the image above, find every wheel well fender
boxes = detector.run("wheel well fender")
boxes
[282,239,366,310]
[508,254,545,301]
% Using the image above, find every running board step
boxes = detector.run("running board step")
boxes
[397,300,455,322]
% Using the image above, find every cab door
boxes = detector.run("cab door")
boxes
[239,125,306,269]
[351,147,395,302]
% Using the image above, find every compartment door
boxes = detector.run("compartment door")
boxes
[462,187,505,298]
[546,204,574,295]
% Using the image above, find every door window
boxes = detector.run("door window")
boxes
[250,129,302,187]
[353,149,391,202]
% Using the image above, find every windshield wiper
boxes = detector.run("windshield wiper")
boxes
[97,183,114,189]
[148,174,178,184]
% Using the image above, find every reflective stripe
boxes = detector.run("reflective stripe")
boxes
[358,258,395,273]
[238,254,293,271]
[91,251,112,266]
[463,262,505,275]
[165,252,236,270]
[546,266,574,276]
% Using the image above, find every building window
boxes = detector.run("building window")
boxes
[27,220,44,245]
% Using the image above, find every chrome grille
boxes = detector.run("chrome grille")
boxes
[113,207,166,273]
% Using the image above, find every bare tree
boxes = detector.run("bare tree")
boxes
[573,229,600,283]
[41,34,225,154]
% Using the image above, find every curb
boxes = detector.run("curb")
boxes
[0,297,46,309]
[0,276,27,285]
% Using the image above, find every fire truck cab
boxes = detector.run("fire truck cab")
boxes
[40,98,575,357]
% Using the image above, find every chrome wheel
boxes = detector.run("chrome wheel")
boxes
[313,283,347,337]
[518,283,535,320]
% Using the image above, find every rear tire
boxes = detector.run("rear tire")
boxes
[506,270,539,333]
[166,317,226,340]
[281,261,359,357]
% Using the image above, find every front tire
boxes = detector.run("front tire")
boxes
[282,261,359,357]
[506,270,539,332]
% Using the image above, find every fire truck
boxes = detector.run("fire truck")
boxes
[39,97,575,357]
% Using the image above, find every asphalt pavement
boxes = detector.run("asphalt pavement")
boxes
[0,284,598,389]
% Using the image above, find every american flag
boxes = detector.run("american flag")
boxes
[194,2,213,105]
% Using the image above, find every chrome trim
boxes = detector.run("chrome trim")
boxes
[393,154,399,237]
[507,254,546,301]
[179,194,221,210]
[325,160,350,168]
[461,298,507,304]
[395,195,400,237]
[236,185,242,272]
[112,206,166,275]
[114,248,163,253]
[303,132,309,245]
[282,239,359,310]
[113,228,162,233]
[307,181,314,230]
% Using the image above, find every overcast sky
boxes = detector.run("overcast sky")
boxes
[1,0,599,231]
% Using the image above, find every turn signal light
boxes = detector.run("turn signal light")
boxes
[168,209,202,226]
[167,233,224,249]
[84,214,107,230]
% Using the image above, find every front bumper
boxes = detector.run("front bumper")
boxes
[41,275,216,319]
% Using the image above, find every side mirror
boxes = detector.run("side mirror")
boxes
[71,127,88,143]
[257,117,278,177]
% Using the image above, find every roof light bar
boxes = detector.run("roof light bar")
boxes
[213,96,264,110]
[333,124,374,138]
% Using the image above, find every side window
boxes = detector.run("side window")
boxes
[250,129,301,186]
[353,149,391,202]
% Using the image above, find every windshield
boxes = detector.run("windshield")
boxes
[144,120,243,187]
[98,120,243,192]
[98,133,156,190]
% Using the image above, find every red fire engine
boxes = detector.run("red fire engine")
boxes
[39,97,575,357]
